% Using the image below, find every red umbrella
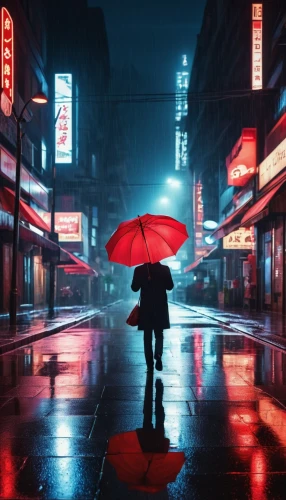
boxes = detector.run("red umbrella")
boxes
[105,213,188,267]
[106,430,185,493]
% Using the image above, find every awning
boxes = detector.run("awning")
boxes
[19,226,60,251]
[241,182,284,227]
[0,208,59,251]
[212,202,251,240]
[58,250,98,276]
[0,187,50,232]
[184,246,218,273]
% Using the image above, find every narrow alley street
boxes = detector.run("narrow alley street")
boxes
[1,302,286,499]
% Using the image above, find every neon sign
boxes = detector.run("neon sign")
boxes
[194,182,204,259]
[226,129,257,186]
[1,8,13,116]
[175,56,189,170]
[55,74,72,163]
[252,4,263,90]
[43,212,82,242]
[223,227,255,250]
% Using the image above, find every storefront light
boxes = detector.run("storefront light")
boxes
[205,235,215,245]
[203,220,218,231]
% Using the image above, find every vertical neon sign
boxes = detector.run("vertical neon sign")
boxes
[194,182,204,252]
[1,7,13,116]
[55,74,72,164]
[175,55,189,171]
[252,4,263,90]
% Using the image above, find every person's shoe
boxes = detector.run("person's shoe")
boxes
[146,364,154,373]
[155,355,163,371]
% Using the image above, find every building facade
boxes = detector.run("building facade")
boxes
[184,0,286,311]
[0,0,53,314]
[46,0,128,306]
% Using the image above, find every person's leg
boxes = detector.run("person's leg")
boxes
[154,329,163,359]
[154,329,163,371]
[144,329,153,370]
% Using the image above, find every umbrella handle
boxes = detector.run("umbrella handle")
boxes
[138,216,151,279]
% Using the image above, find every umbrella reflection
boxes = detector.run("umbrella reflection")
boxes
[106,375,185,493]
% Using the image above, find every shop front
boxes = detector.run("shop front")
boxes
[242,177,286,312]
[184,246,221,306]
[241,116,286,313]
[209,128,258,308]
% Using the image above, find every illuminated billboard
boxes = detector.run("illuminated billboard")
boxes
[194,182,204,259]
[252,4,263,90]
[43,212,82,242]
[1,8,14,116]
[55,74,72,163]
[223,227,255,250]
[175,55,189,170]
[259,137,286,190]
[226,129,257,186]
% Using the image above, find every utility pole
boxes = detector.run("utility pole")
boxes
[48,165,58,318]
[48,107,61,318]
[9,93,48,327]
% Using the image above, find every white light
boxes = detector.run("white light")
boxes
[205,235,215,245]
[167,178,181,187]
[160,197,169,205]
[203,220,218,231]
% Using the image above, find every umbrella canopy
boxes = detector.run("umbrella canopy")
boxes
[106,430,185,493]
[105,213,189,267]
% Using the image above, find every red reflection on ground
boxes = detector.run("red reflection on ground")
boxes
[0,442,17,499]
[193,329,203,396]
[250,448,267,500]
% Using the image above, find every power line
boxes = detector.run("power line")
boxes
[53,88,277,105]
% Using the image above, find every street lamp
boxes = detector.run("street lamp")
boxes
[9,92,48,327]
[159,197,170,205]
[167,178,181,188]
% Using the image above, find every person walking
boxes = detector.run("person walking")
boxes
[131,262,174,373]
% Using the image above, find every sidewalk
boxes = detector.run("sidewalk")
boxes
[171,301,286,351]
[0,302,120,355]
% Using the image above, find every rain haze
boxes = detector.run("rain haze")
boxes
[89,0,206,218]
[2,1,286,498]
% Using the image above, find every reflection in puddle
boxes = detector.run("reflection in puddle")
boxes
[106,375,185,493]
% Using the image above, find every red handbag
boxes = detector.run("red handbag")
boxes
[126,303,140,326]
[126,294,141,326]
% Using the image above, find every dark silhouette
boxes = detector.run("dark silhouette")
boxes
[106,376,185,493]
[131,262,174,372]
[137,375,168,452]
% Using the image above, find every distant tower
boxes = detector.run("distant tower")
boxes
[175,55,189,171]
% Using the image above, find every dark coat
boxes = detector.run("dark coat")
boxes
[131,262,174,331]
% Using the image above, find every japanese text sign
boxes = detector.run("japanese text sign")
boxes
[55,74,72,163]
[259,137,286,190]
[43,212,82,242]
[223,227,255,250]
[194,182,204,258]
[252,4,263,90]
[1,8,13,116]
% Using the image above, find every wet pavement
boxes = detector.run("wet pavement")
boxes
[1,302,286,498]
[176,302,286,351]
[0,306,101,355]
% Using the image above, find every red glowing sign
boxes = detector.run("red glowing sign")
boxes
[252,4,263,90]
[226,128,257,187]
[194,182,204,259]
[1,8,13,116]
[43,212,82,242]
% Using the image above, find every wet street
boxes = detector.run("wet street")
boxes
[1,302,286,499]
